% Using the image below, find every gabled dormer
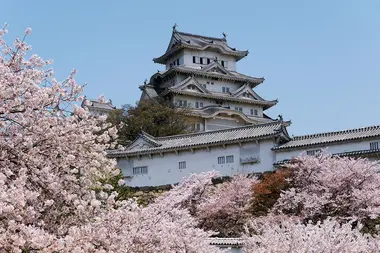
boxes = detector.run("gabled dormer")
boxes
[201,61,232,75]
[170,76,209,93]
[127,131,161,151]
[232,84,266,101]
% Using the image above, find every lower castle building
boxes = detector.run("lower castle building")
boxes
[108,121,380,187]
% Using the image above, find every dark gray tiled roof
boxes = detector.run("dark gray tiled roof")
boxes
[154,30,248,64]
[273,149,380,166]
[174,65,264,85]
[187,106,275,124]
[108,121,290,157]
[139,84,159,101]
[273,125,380,151]
[168,88,277,109]
[83,99,116,111]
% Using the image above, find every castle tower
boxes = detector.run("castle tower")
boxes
[140,26,278,132]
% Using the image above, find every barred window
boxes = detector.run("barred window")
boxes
[133,166,148,175]
[226,155,234,163]
[370,142,379,150]
[218,156,225,164]
[306,149,321,156]
[179,161,186,169]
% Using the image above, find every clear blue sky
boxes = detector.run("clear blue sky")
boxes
[1,1,379,136]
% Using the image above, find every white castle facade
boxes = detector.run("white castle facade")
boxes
[108,27,380,187]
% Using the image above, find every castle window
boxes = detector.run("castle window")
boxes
[195,123,201,131]
[222,87,230,93]
[251,109,258,116]
[200,102,203,107]
[176,59,180,65]
[200,57,204,64]
[193,56,200,64]
[235,107,243,112]
[195,102,199,108]
[218,156,225,164]
[133,166,148,175]
[179,161,186,169]
[226,155,234,163]
[207,58,211,64]
[306,149,322,156]
[370,142,379,150]
[193,56,196,63]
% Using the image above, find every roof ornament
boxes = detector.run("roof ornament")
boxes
[172,23,178,32]
[278,114,283,122]
[144,79,148,85]
[222,32,227,40]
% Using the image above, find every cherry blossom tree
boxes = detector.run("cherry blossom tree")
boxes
[242,216,379,253]
[0,26,223,252]
[196,174,258,237]
[273,153,380,222]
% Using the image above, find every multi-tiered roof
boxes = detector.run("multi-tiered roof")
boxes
[153,30,249,64]
[140,26,279,128]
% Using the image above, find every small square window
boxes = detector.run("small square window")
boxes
[226,155,234,163]
[179,161,186,169]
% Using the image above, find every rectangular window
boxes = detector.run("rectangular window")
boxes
[178,100,182,107]
[223,61,228,68]
[195,123,201,131]
[195,102,199,108]
[179,161,186,169]
[250,109,254,115]
[133,166,148,175]
[193,56,196,63]
[306,149,321,156]
[176,59,180,65]
[183,101,187,107]
[218,156,225,164]
[226,155,234,163]
[200,57,203,64]
[370,142,379,150]
[199,102,203,108]
[207,58,211,64]
[235,107,243,112]
[222,87,230,93]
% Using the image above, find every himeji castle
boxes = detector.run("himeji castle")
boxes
[108,26,380,187]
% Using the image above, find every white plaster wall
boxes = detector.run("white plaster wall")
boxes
[195,77,241,93]
[275,138,380,162]
[182,49,237,70]
[118,139,276,187]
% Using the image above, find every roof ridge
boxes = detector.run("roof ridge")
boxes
[293,125,380,140]
[156,121,284,141]
[176,30,225,42]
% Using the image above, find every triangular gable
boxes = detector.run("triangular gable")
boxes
[232,84,264,101]
[165,32,181,53]
[126,131,161,151]
[171,76,209,93]
[201,62,232,76]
